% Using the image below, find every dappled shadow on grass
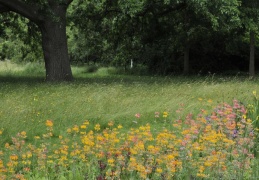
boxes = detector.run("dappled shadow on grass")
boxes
[74,75,169,85]
[0,73,258,86]
[0,75,45,84]
[0,74,180,85]
[73,74,257,85]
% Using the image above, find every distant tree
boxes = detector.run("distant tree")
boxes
[65,0,254,76]
[240,0,259,77]
[178,0,241,74]
[0,0,74,81]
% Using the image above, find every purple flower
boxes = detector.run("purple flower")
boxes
[205,116,211,123]
[233,129,238,138]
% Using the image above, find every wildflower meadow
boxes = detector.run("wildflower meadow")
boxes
[0,99,258,179]
[0,63,259,179]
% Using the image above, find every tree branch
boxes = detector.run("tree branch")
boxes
[66,0,74,6]
[0,0,44,23]
[47,0,74,7]
[0,4,9,13]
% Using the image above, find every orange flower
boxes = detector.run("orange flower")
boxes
[226,121,236,130]
[45,120,53,127]
[10,154,18,161]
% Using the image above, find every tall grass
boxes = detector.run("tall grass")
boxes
[0,60,45,77]
[0,61,259,144]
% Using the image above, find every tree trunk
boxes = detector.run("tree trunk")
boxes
[249,31,255,77]
[183,44,190,75]
[0,0,74,81]
[39,6,73,81]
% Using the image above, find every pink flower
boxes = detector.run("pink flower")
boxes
[135,113,141,118]
[181,140,187,146]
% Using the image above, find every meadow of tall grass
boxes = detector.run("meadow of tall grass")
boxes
[0,61,259,179]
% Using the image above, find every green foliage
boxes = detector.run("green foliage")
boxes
[85,64,99,73]
[247,92,259,131]
[0,38,42,63]
[0,12,42,62]
[0,0,259,75]
[67,0,251,75]
[240,0,259,32]
[247,91,259,157]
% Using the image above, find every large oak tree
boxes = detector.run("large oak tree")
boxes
[0,0,73,81]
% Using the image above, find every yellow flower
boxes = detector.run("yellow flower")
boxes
[34,136,40,139]
[45,120,53,127]
[204,161,212,167]
[167,154,175,160]
[72,125,79,133]
[118,125,123,129]
[156,168,163,173]
[246,119,252,124]
[94,124,101,131]
[0,130,2,135]
[83,120,90,125]
[197,173,207,178]
[70,149,81,156]
[26,152,32,158]
[80,125,87,129]
[181,129,190,135]
[163,111,168,118]
[198,166,205,173]
[147,145,154,151]
[107,158,115,166]
[108,121,114,127]
[207,99,213,103]
[5,143,10,149]
[222,138,235,145]
[20,131,27,138]
[22,154,27,159]
[67,128,72,133]
[253,90,256,96]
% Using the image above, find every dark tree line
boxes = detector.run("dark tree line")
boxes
[0,0,259,81]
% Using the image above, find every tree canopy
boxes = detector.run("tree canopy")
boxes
[0,0,259,80]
